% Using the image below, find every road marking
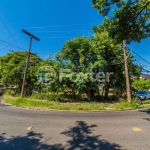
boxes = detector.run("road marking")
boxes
[27,126,33,131]
[133,127,142,132]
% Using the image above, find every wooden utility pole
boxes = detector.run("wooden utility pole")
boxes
[21,29,40,98]
[123,40,131,103]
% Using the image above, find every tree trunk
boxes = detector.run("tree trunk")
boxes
[97,86,101,101]
[104,82,110,101]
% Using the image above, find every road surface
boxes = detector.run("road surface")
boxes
[0,102,150,150]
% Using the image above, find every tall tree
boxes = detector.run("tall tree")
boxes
[0,51,42,93]
[92,0,150,43]
[55,37,98,101]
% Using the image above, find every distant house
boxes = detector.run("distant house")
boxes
[140,74,150,80]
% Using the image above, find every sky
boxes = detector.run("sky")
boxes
[0,0,150,72]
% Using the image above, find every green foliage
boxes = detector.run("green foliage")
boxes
[0,51,42,93]
[132,79,150,90]
[4,96,148,111]
[30,93,42,100]
[131,97,141,108]
[92,0,150,43]
[142,100,150,104]
[30,34,140,102]
[122,92,127,101]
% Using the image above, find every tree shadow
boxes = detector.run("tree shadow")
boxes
[0,121,123,150]
[139,109,150,121]
[0,132,63,150]
[61,121,122,150]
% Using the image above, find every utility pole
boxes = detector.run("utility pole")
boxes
[123,40,131,103]
[21,29,40,98]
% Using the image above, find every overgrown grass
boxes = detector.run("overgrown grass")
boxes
[4,97,108,111]
[3,96,150,111]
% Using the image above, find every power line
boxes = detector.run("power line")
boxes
[130,49,150,65]
[0,39,25,50]
[135,45,150,57]
[41,37,77,39]
[144,39,150,46]
[32,30,92,33]
[25,22,101,29]
[141,68,150,73]
[0,32,18,45]
[0,17,19,46]
[0,37,21,51]
[41,35,90,39]
[34,52,56,54]
[134,60,150,69]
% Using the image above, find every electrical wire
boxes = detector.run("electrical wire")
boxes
[0,17,19,47]
[0,39,25,51]
[130,49,150,65]
[25,22,101,29]
[0,37,22,51]
[32,30,92,33]
[41,35,90,39]
[144,39,150,46]
[0,32,19,45]
[41,37,77,39]
[34,52,56,54]
[135,45,150,57]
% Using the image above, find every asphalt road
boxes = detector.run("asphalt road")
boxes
[0,102,150,150]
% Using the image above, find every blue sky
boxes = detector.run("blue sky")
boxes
[0,0,150,72]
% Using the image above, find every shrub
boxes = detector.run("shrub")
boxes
[122,92,127,101]
[30,93,41,100]
[5,90,16,96]
[131,97,141,108]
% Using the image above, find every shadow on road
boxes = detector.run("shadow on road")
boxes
[61,121,122,150]
[0,104,11,107]
[139,109,150,121]
[0,132,63,150]
[0,121,122,150]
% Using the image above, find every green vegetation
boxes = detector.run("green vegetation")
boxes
[132,79,150,91]
[0,52,42,94]
[0,36,141,103]
[3,96,150,111]
[0,1,150,105]
[92,0,150,43]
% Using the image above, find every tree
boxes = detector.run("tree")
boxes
[92,0,149,102]
[55,37,97,101]
[92,31,124,100]
[0,51,42,94]
[132,79,150,91]
[92,0,150,43]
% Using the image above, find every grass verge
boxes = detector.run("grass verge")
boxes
[3,96,150,111]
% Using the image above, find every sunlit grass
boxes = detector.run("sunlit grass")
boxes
[3,96,150,111]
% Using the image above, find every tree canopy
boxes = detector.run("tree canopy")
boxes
[0,51,42,92]
[92,0,150,42]
[132,79,150,91]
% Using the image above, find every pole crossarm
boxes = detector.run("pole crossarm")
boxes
[22,29,40,41]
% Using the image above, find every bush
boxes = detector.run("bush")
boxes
[5,90,16,96]
[30,93,41,100]
[113,101,131,110]
[46,94,56,101]
[131,97,141,108]
[122,92,127,101]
